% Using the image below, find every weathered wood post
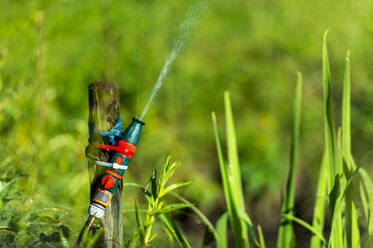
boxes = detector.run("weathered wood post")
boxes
[86,81,123,248]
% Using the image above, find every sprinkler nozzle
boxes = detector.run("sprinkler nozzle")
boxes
[121,117,145,146]
[88,117,145,219]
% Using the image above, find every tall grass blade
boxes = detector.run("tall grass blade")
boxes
[211,92,251,247]
[341,51,360,248]
[322,30,337,188]
[224,91,246,213]
[342,51,352,166]
[224,91,250,247]
[211,111,230,204]
[211,111,235,233]
[277,72,302,248]
[322,30,344,248]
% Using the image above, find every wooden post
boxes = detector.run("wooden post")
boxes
[86,81,123,248]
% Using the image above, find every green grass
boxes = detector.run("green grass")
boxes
[209,33,373,248]
[211,92,251,248]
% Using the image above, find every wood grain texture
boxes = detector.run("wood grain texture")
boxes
[87,81,122,248]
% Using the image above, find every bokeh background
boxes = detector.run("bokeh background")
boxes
[2,0,373,246]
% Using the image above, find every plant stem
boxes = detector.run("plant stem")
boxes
[143,198,159,246]
[144,215,155,246]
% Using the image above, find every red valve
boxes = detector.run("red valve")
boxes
[102,175,115,189]
[93,140,136,158]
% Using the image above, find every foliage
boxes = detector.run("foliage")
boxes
[209,34,373,247]
[128,156,192,248]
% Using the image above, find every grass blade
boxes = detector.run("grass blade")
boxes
[283,214,326,244]
[322,30,338,188]
[341,50,360,248]
[212,111,244,246]
[277,71,302,248]
[225,91,246,212]
[211,92,251,247]
[310,152,328,248]
[216,212,228,248]
[224,91,250,247]
[322,30,344,248]
[342,51,352,166]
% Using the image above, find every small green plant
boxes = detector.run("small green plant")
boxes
[125,156,217,248]
[134,156,192,247]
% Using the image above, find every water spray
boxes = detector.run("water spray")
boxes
[139,0,203,121]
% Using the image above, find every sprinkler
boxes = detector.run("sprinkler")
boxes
[85,117,145,228]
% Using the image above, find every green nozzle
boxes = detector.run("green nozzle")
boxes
[122,117,145,145]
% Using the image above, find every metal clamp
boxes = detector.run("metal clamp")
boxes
[95,161,128,170]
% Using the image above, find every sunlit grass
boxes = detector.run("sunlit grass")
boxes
[210,33,373,248]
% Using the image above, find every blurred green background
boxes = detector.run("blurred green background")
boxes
[2,0,373,246]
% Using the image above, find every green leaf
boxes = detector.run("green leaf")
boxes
[157,203,193,215]
[161,161,183,190]
[159,155,173,190]
[211,111,232,214]
[159,180,192,198]
[216,212,228,248]
[124,182,146,190]
[159,214,191,248]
